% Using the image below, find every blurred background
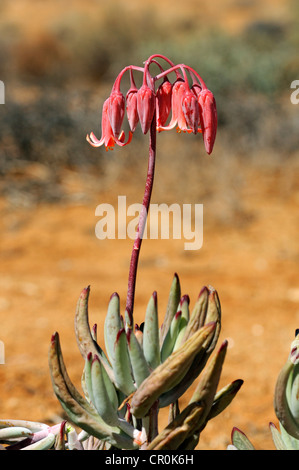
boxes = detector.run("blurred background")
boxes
[0,0,299,450]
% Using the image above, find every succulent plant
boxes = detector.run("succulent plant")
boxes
[0,279,243,451]
[45,277,242,450]
[228,330,299,450]
[0,55,242,450]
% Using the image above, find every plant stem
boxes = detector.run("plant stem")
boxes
[126,112,157,319]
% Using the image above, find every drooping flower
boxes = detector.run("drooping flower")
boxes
[181,88,200,135]
[86,98,132,151]
[136,83,156,134]
[126,88,139,133]
[157,78,190,133]
[197,88,217,155]
[87,56,217,154]
[126,71,139,133]
[108,90,125,137]
[156,78,172,128]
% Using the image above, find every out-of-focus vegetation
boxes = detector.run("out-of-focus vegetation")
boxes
[0,1,298,205]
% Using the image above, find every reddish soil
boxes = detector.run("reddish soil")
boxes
[1,159,299,450]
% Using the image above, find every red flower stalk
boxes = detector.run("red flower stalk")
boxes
[87,54,217,318]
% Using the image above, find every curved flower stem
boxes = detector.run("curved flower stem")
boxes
[111,65,145,93]
[126,111,157,319]
[155,64,207,89]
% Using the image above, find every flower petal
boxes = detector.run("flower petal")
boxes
[86,132,105,147]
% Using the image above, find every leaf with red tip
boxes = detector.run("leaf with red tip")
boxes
[173,295,190,351]
[49,332,138,449]
[74,286,114,382]
[113,329,135,395]
[207,379,243,420]
[231,427,255,450]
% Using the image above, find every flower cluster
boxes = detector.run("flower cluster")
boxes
[87,54,217,154]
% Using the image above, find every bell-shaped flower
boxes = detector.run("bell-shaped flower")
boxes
[156,78,172,128]
[108,90,125,137]
[126,87,139,133]
[197,88,217,154]
[86,98,132,151]
[157,79,189,133]
[136,84,156,134]
[181,88,200,135]
[126,70,139,133]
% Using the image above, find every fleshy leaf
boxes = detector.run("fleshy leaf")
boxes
[143,292,160,369]
[112,329,135,396]
[207,379,243,420]
[49,332,138,449]
[160,310,182,362]
[74,286,114,383]
[160,273,181,346]
[104,293,122,364]
[147,402,205,450]
[90,355,119,426]
[127,329,151,387]
[131,322,216,418]
[231,427,255,450]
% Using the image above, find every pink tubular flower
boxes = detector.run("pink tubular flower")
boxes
[87,55,217,154]
[126,72,139,133]
[126,88,139,132]
[156,78,172,128]
[157,78,189,133]
[108,90,125,137]
[181,88,200,135]
[136,83,156,134]
[86,98,132,151]
[197,88,217,154]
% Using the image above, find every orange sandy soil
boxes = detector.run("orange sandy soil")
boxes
[1,158,299,450]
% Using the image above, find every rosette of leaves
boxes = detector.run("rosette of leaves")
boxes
[48,273,243,450]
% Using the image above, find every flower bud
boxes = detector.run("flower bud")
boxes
[197,88,217,154]
[108,90,125,137]
[136,84,156,134]
[126,88,139,133]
